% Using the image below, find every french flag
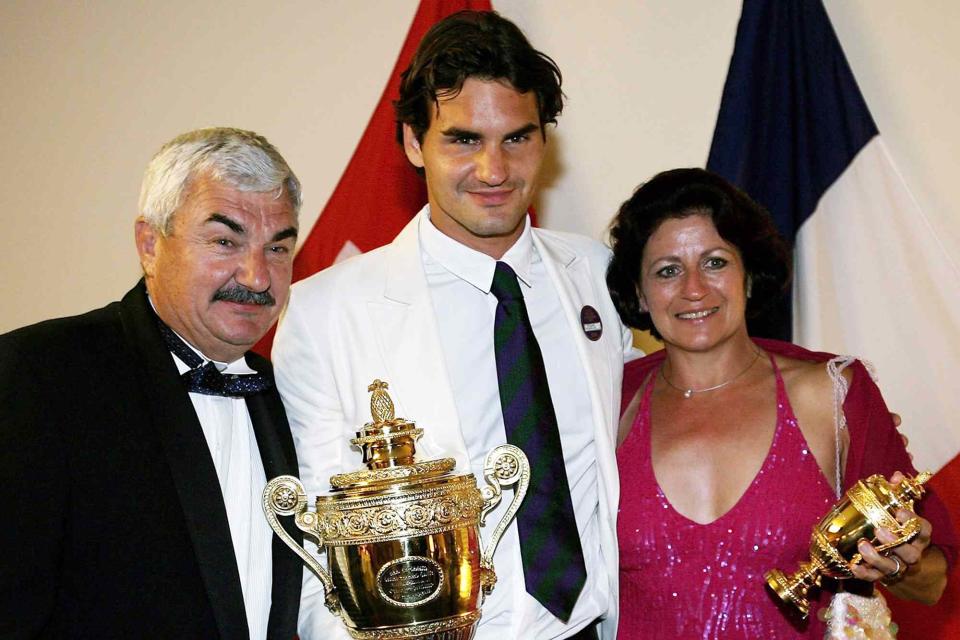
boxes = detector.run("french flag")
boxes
[707,0,960,634]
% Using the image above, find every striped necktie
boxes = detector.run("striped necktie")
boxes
[491,261,587,621]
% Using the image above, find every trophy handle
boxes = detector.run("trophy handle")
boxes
[262,475,340,615]
[848,515,924,567]
[478,445,530,590]
[872,516,923,554]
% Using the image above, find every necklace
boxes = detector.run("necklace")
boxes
[661,349,762,399]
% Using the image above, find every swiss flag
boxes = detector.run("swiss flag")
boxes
[256,0,492,357]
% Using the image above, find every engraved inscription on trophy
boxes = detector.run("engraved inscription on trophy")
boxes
[377,556,444,607]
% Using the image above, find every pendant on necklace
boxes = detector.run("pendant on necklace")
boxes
[683,389,693,399]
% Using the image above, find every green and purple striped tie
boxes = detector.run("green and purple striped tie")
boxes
[491,261,587,621]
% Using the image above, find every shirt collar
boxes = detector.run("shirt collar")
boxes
[419,205,535,293]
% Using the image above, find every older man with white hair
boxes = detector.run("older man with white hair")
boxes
[0,127,302,639]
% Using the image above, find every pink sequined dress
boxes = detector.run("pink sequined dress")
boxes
[616,353,835,639]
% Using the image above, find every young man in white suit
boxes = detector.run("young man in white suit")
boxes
[274,11,635,640]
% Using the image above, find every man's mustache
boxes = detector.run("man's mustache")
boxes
[213,286,275,306]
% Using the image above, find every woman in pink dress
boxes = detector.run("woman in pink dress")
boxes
[605,169,955,638]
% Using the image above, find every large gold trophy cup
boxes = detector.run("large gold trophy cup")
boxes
[263,380,530,639]
[765,471,932,618]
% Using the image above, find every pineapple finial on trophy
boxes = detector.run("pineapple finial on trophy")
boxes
[353,379,422,469]
[368,379,395,422]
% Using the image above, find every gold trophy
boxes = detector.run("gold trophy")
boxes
[263,380,530,639]
[765,471,932,617]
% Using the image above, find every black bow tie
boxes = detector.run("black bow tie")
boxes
[156,320,271,398]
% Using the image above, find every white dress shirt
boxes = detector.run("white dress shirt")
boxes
[419,213,607,639]
[167,333,274,640]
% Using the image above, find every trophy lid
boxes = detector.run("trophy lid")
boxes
[328,380,457,491]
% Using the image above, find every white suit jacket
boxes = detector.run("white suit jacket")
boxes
[273,209,633,640]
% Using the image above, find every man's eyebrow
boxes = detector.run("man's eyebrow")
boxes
[207,213,244,234]
[272,227,298,243]
[504,123,539,139]
[440,127,480,139]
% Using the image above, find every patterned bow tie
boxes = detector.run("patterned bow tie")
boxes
[156,320,271,398]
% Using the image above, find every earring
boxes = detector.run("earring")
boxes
[746,275,753,299]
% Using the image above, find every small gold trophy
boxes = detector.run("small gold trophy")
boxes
[263,380,530,639]
[765,471,932,618]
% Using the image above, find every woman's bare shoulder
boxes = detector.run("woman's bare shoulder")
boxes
[775,354,844,424]
[775,353,854,392]
[773,353,851,484]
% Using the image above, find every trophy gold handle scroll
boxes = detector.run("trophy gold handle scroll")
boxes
[262,475,341,616]
[478,444,531,595]
[852,516,923,561]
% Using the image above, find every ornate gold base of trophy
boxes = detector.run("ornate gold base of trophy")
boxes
[338,610,481,640]
[765,561,823,618]
[264,380,529,639]
[764,472,931,618]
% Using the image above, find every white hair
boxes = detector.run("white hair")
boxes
[138,127,302,234]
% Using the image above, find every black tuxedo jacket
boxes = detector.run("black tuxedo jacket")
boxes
[0,281,302,639]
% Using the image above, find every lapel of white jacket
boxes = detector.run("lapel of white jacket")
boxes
[533,230,622,640]
[367,213,471,469]
[532,230,616,448]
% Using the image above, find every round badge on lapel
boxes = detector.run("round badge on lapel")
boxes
[580,305,602,341]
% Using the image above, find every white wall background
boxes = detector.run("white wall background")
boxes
[1,0,957,335]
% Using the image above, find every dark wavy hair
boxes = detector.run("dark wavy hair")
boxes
[393,10,563,146]
[606,168,791,339]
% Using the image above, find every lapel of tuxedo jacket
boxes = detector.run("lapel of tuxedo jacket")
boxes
[244,356,302,640]
[118,281,248,639]
[367,215,470,468]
